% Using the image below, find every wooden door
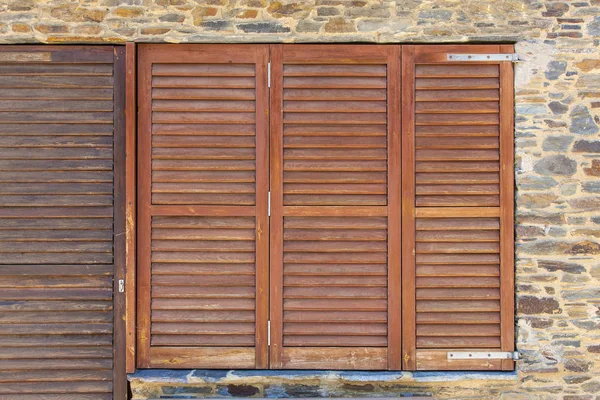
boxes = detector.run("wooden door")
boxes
[0,46,126,399]
[136,44,269,368]
[401,45,515,370]
[269,45,402,369]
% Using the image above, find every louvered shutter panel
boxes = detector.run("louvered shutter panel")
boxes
[401,45,515,370]
[270,45,401,369]
[0,46,124,398]
[137,45,269,368]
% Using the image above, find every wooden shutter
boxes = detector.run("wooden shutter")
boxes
[401,45,515,370]
[137,45,269,368]
[270,45,401,369]
[0,46,125,398]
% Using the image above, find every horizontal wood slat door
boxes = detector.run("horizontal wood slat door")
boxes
[270,45,401,369]
[0,46,124,399]
[137,45,269,369]
[401,45,515,371]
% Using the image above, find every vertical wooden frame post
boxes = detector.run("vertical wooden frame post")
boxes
[499,44,515,371]
[255,45,271,369]
[136,45,152,368]
[125,42,137,374]
[387,45,402,370]
[269,44,284,368]
[113,45,128,399]
[400,45,416,371]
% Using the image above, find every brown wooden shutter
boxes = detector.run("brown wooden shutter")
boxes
[401,45,515,370]
[270,45,401,369]
[0,46,125,398]
[137,44,269,369]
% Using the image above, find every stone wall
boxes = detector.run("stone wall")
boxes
[1,0,599,399]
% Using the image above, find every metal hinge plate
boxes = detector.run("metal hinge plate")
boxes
[268,191,271,217]
[267,62,271,88]
[267,320,271,346]
[447,351,519,361]
[118,279,125,293]
[447,53,520,62]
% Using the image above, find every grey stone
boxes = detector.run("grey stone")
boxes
[516,103,547,115]
[548,100,569,115]
[583,182,600,193]
[534,155,577,176]
[538,260,585,274]
[296,20,321,33]
[570,105,599,135]
[418,9,452,19]
[563,288,600,301]
[236,22,290,33]
[317,7,339,16]
[573,140,600,153]
[545,60,567,80]
[518,175,558,190]
[202,20,232,30]
[542,135,573,151]
[284,384,321,397]
[159,13,185,22]
[588,16,600,36]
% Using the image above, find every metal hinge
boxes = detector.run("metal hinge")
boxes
[447,53,520,62]
[268,191,271,217]
[267,320,271,346]
[267,62,271,88]
[118,279,125,293]
[447,351,520,361]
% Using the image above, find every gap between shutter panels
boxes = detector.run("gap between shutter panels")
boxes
[0,46,117,399]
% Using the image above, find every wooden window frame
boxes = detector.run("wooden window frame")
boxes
[125,43,515,373]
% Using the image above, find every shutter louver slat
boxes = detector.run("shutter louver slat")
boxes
[402,45,514,371]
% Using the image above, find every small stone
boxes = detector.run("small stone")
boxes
[534,155,577,176]
[141,27,170,35]
[8,0,34,11]
[568,240,600,255]
[284,384,321,397]
[317,7,339,16]
[570,105,599,135]
[517,296,561,315]
[564,359,592,373]
[237,10,258,18]
[582,182,600,193]
[418,9,452,19]
[227,384,260,397]
[518,193,557,209]
[584,160,600,176]
[588,16,600,36]
[588,345,600,353]
[73,25,103,35]
[11,23,30,33]
[296,20,321,33]
[159,14,186,23]
[267,1,306,17]
[548,101,569,115]
[582,381,600,393]
[545,60,567,80]
[34,24,69,34]
[576,59,600,72]
[573,140,600,153]
[543,135,573,151]
[538,260,585,274]
[237,22,290,33]
[569,197,600,210]
[112,7,144,18]
[202,20,232,30]
[530,318,553,328]
[543,2,569,17]
[518,175,557,190]
[564,375,592,384]
[324,17,356,33]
